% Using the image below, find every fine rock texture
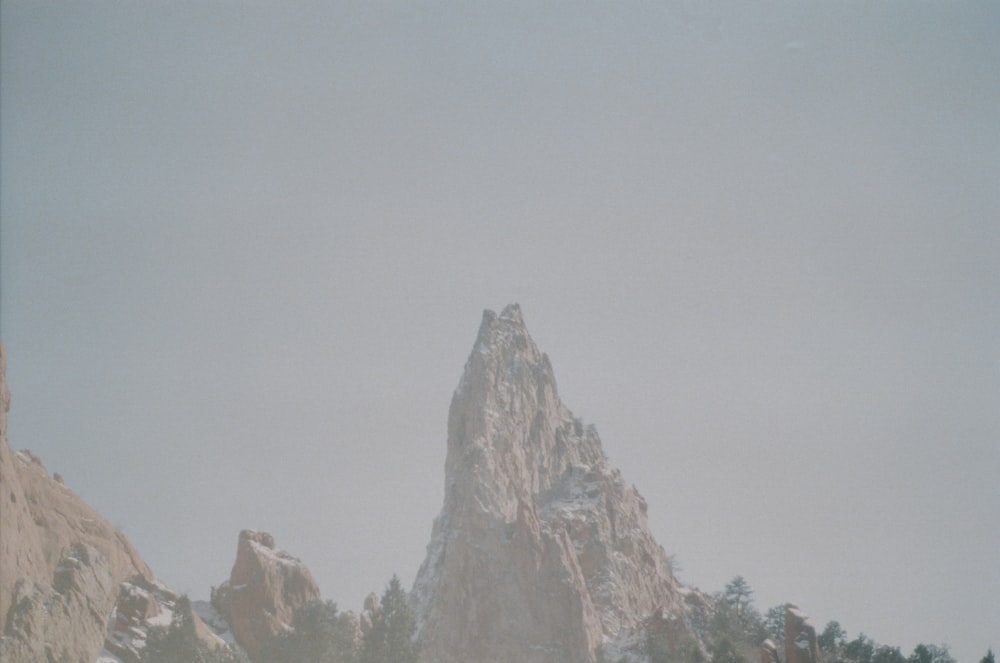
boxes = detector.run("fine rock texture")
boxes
[412,305,704,663]
[212,529,321,661]
[0,342,217,663]
[0,342,152,663]
[785,605,822,663]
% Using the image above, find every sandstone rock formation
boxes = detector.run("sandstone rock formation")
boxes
[785,604,822,663]
[103,576,231,662]
[0,342,151,662]
[412,305,706,663]
[762,638,781,663]
[0,342,218,663]
[211,529,321,661]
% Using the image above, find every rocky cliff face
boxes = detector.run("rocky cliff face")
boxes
[212,529,321,661]
[0,342,150,662]
[412,305,706,663]
[103,576,232,662]
[0,343,219,663]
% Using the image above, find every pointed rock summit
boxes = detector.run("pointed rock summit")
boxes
[413,305,706,663]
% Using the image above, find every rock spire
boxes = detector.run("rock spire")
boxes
[785,604,822,663]
[412,305,704,663]
[211,529,321,661]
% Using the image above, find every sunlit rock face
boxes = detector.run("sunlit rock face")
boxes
[785,605,822,663]
[412,305,704,663]
[211,529,321,661]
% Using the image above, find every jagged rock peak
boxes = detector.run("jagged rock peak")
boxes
[241,528,276,550]
[413,307,703,663]
[457,302,556,400]
[472,303,527,352]
[212,529,320,662]
[446,304,603,521]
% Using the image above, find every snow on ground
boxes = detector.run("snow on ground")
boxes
[192,599,237,646]
[146,603,174,628]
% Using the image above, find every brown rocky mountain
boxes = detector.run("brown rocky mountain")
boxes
[0,313,843,663]
[0,343,221,663]
[412,304,710,663]
[211,529,321,661]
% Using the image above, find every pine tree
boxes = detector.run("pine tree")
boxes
[259,600,356,663]
[764,606,785,645]
[819,622,847,652]
[723,577,753,622]
[142,596,203,663]
[359,575,420,663]
[141,596,248,663]
[909,644,955,663]
[844,634,876,663]
[711,637,748,663]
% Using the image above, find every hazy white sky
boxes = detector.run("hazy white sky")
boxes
[2,2,997,661]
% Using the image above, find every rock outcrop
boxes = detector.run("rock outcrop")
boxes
[412,305,706,663]
[102,576,232,663]
[0,342,152,663]
[211,529,321,661]
[0,342,219,663]
[785,604,821,663]
[762,638,781,663]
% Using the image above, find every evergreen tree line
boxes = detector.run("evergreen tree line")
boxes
[646,576,993,663]
[140,575,419,663]
[139,573,993,663]
[139,596,248,663]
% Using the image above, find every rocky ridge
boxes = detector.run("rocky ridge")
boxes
[412,304,709,663]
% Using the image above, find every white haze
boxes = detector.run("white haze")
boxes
[1,3,997,662]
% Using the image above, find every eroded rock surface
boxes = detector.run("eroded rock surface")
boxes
[0,343,217,663]
[412,305,705,663]
[211,529,321,661]
[0,343,155,663]
[785,604,821,663]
